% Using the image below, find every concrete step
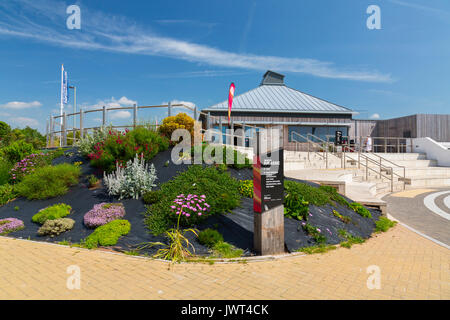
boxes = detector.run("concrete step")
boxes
[345,153,427,161]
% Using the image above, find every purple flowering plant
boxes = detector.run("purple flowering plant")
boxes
[0,218,25,235]
[83,202,125,228]
[10,153,50,182]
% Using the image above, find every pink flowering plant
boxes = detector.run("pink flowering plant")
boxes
[139,194,209,263]
[0,218,25,235]
[170,194,210,225]
[10,153,50,182]
[83,203,126,228]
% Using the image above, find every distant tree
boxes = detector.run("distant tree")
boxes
[11,126,45,149]
[0,121,12,147]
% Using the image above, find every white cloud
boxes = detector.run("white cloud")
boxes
[0,0,392,83]
[83,96,137,110]
[11,116,39,127]
[0,100,42,109]
[117,96,137,106]
[370,113,380,119]
[109,110,131,120]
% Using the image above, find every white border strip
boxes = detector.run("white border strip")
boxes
[423,191,450,221]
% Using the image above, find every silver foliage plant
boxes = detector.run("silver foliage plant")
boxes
[76,125,112,156]
[103,155,157,200]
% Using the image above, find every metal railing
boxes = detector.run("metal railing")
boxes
[289,132,408,192]
[46,103,197,147]
[325,135,414,153]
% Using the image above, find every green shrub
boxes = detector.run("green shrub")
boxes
[284,191,309,221]
[212,241,243,258]
[349,202,372,218]
[198,228,224,248]
[38,218,75,237]
[87,174,99,188]
[159,113,195,145]
[143,190,163,204]
[89,127,169,173]
[15,164,81,200]
[1,140,35,163]
[319,185,350,207]
[375,217,397,232]
[32,203,72,224]
[191,144,252,169]
[145,165,241,235]
[0,184,17,206]
[284,180,331,206]
[0,159,12,185]
[238,180,253,198]
[84,220,131,249]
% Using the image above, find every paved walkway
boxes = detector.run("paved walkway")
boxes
[384,188,450,246]
[0,224,448,300]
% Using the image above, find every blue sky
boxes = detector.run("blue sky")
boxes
[0,0,449,132]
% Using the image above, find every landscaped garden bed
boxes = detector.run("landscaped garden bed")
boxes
[0,116,395,261]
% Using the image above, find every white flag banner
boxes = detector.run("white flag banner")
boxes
[63,69,69,104]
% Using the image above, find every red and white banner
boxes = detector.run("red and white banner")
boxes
[228,82,235,125]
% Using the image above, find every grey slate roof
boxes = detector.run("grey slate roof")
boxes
[202,71,353,114]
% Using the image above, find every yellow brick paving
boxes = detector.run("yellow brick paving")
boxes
[0,225,449,300]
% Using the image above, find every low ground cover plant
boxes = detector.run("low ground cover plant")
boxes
[0,184,17,206]
[284,180,331,206]
[211,241,243,259]
[10,153,50,182]
[144,165,240,235]
[198,228,243,258]
[0,218,24,235]
[375,217,397,232]
[84,203,126,228]
[318,185,350,207]
[238,180,253,198]
[32,203,72,224]
[332,209,351,224]
[15,164,81,200]
[142,190,163,204]
[38,218,75,237]
[297,244,337,255]
[198,228,224,247]
[338,229,365,248]
[103,155,157,199]
[302,222,326,244]
[84,219,131,249]
[349,202,372,218]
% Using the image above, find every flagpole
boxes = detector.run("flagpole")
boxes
[60,64,64,147]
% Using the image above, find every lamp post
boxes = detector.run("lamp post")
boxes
[69,85,77,143]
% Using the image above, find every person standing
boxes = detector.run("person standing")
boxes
[365,135,373,152]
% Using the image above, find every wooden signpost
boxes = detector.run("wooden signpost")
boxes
[253,131,285,255]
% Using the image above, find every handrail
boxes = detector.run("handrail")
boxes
[291,131,328,165]
[309,133,407,191]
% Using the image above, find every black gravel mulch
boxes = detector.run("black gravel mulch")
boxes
[0,147,382,256]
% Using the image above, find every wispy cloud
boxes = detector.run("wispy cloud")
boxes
[145,70,252,79]
[81,96,137,110]
[0,0,392,82]
[240,1,257,53]
[11,116,39,127]
[370,113,380,120]
[389,0,450,17]
[0,100,42,109]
